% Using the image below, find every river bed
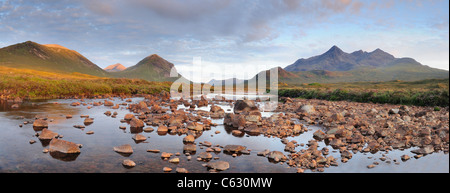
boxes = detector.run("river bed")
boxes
[0,98,448,173]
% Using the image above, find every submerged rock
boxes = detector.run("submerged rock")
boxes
[206,161,230,171]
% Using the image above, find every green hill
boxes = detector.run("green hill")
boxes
[110,54,180,82]
[0,41,109,77]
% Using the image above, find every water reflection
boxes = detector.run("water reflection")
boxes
[0,98,448,173]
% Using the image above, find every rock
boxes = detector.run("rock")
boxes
[73,125,85,129]
[161,152,173,159]
[29,140,36,144]
[84,118,94,125]
[284,142,296,152]
[340,150,353,159]
[257,149,270,157]
[86,131,94,135]
[223,145,247,153]
[297,104,315,114]
[401,155,410,161]
[66,115,72,119]
[124,114,134,120]
[132,134,147,142]
[122,159,136,167]
[11,104,19,108]
[163,167,172,172]
[183,135,195,143]
[169,158,180,163]
[367,164,376,169]
[411,145,434,155]
[232,130,243,136]
[104,100,114,106]
[187,122,204,131]
[38,129,59,140]
[268,151,287,162]
[198,152,213,160]
[206,161,230,171]
[130,118,144,128]
[313,130,326,140]
[157,125,168,133]
[233,100,259,114]
[33,119,48,129]
[176,168,188,173]
[183,144,197,152]
[389,109,400,115]
[113,144,133,154]
[143,127,154,132]
[49,138,80,154]
[147,149,160,153]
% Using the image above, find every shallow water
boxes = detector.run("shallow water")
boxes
[0,98,448,173]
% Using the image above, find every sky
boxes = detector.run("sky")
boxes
[0,0,448,82]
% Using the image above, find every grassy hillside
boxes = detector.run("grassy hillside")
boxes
[110,54,180,82]
[0,66,171,99]
[0,41,109,77]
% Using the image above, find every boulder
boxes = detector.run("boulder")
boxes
[113,144,133,154]
[183,135,195,143]
[38,129,59,140]
[124,114,134,120]
[296,105,315,114]
[313,130,326,140]
[233,100,259,114]
[33,119,48,129]
[198,152,213,160]
[130,118,144,128]
[49,138,80,154]
[267,151,287,162]
[104,100,114,106]
[411,145,434,155]
[132,134,147,142]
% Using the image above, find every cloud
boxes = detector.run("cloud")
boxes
[0,0,448,74]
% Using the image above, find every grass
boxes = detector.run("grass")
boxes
[0,66,171,99]
[278,79,449,107]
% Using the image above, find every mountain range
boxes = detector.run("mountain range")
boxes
[0,41,179,81]
[267,46,448,84]
[0,41,448,84]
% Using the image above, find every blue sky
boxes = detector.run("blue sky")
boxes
[0,0,448,82]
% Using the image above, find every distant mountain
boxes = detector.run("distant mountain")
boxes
[207,78,245,86]
[279,46,448,84]
[110,54,180,82]
[104,63,126,72]
[0,41,109,77]
[285,46,396,72]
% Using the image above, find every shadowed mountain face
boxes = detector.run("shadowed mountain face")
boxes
[285,46,396,72]
[109,54,180,82]
[104,63,126,72]
[0,41,109,77]
[277,46,448,84]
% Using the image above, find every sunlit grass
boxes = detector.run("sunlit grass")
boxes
[0,66,171,99]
